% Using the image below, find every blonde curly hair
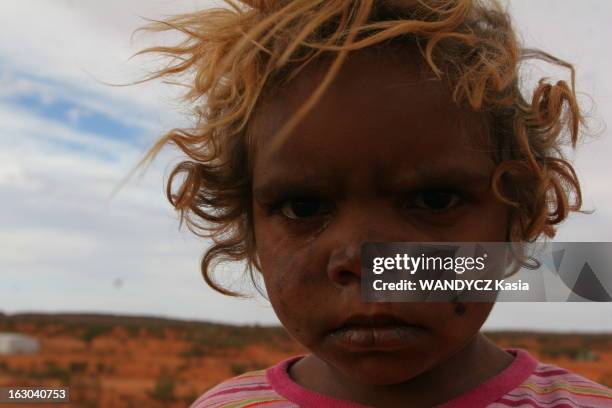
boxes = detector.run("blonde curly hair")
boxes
[134,0,584,296]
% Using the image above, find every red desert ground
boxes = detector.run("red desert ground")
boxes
[0,313,610,408]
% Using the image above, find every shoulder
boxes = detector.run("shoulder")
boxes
[506,358,612,407]
[189,358,301,408]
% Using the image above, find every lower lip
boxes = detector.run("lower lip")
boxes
[328,325,425,352]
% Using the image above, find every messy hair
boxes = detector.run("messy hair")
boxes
[135,0,584,296]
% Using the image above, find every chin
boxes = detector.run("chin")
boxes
[331,352,433,385]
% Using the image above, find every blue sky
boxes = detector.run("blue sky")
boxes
[0,0,611,331]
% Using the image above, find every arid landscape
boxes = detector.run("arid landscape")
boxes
[0,312,610,408]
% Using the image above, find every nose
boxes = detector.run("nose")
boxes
[326,218,399,288]
[326,240,363,287]
[324,209,430,288]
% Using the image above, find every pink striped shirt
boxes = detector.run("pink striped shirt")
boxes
[191,349,612,407]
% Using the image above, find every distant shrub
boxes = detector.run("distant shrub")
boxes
[149,370,176,403]
[230,363,247,376]
[541,346,599,361]
[125,325,140,337]
[509,343,530,350]
[69,361,88,373]
[180,344,205,359]
[45,362,71,382]
[28,361,71,385]
[4,321,15,330]
[188,329,252,351]
[81,325,111,345]
[184,392,200,406]
[146,326,166,339]
[230,362,267,376]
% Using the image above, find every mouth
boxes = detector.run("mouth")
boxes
[327,313,427,352]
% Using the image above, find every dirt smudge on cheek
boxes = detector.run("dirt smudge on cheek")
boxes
[453,302,467,316]
[273,248,316,312]
[268,243,324,347]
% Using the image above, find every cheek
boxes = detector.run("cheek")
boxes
[423,301,493,346]
[380,301,493,378]
[254,218,327,345]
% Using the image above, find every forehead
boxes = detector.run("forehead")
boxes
[249,46,490,176]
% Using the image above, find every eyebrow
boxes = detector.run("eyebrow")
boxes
[252,162,493,202]
[253,173,338,202]
[378,163,492,192]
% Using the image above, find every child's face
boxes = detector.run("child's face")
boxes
[250,48,510,384]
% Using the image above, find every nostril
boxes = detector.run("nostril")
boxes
[335,269,361,286]
[326,243,362,286]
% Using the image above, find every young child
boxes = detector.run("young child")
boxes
[137,0,611,406]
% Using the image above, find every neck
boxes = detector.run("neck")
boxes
[290,333,513,408]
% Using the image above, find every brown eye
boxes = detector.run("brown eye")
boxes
[280,198,329,219]
[411,191,460,211]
